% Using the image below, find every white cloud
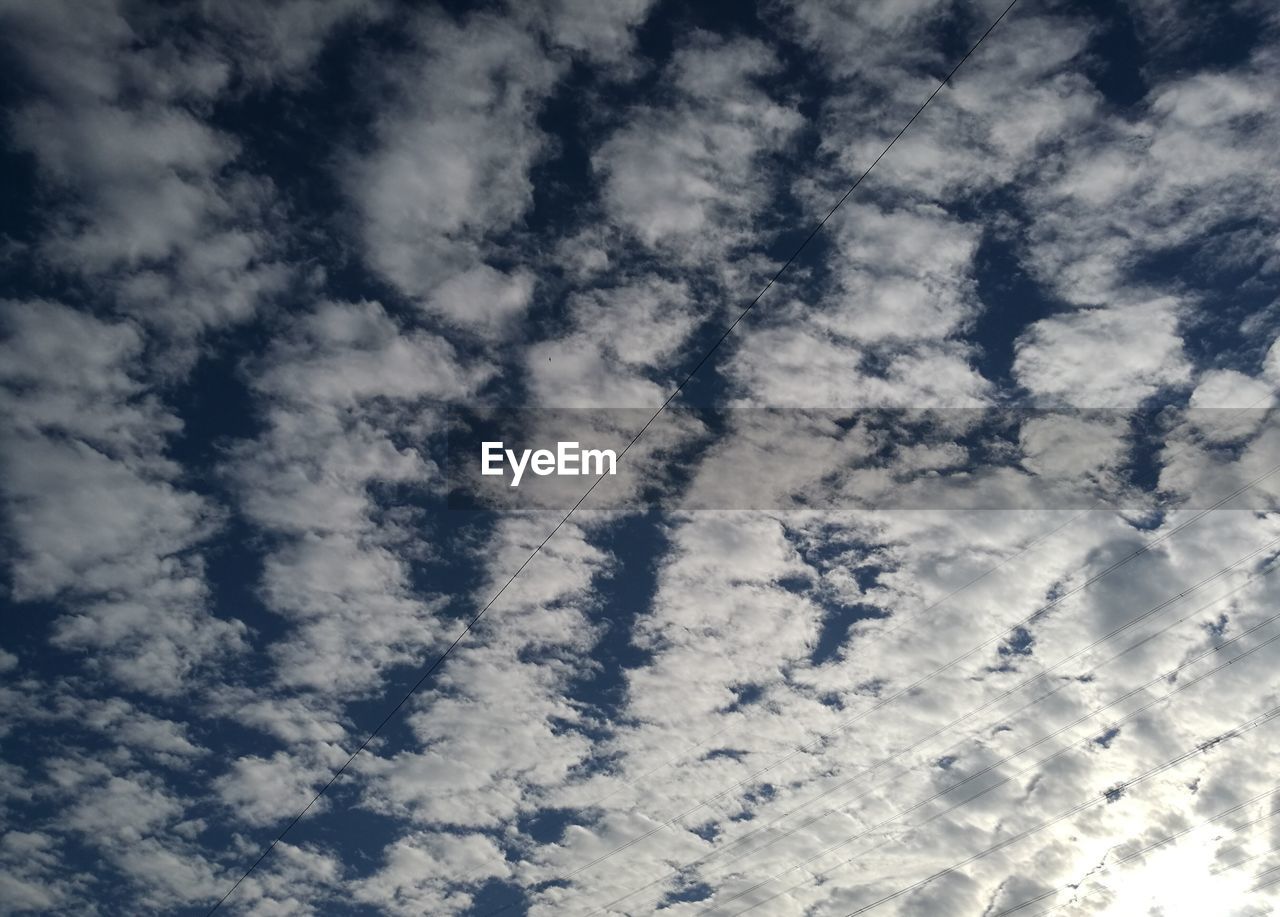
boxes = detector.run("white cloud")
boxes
[1190,369,1277,410]
[0,831,73,915]
[0,301,242,695]
[726,324,991,408]
[816,204,982,344]
[214,751,344,830]
[1018,48,1280,309]
[0,0,303,347]
[353,832,511,916]
[523,0,658,64]
[3,3,1280,916]
[784,4,1098,202]
[526,278,698,407]
[230,300,490,694]
[1014,298,1192,406]
[594,33,802,261]
[343,10,561,333]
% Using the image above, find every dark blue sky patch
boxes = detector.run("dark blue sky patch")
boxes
[738,781,776,812]
[703,746,750,762]
[289,801,410,879]
[999,625,1035,658]
[689,820,721,843]
[465,877,530,917]
[816,691,846,710]
[1092,725,1121,749]
[206,15,390,214]
[969,204,1073,388]
[168,331,267,467]
[526,61,609,238]
[559,511,664,727]
[775,572,813,593]
[1133,0,1268,74]
[0,148,41,296]
[656,878,715,907]
[1203,612,1229,638]
[720,681,767,713]
[983,622,1034,671]
[517,806,584,845]
[810,600,891,666]
[1073,0,1149,108]
[1135,231,1280,376]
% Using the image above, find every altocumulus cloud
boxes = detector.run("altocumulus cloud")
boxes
[2,1,1280,916]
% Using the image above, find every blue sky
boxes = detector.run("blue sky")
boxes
[3,0,1280,915]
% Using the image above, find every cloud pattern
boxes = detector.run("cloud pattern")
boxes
[2,1,1280,915]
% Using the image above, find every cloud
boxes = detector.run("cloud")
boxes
[525,278,698,407]
[229,300,490,694]
[593,33,802,262]
[0,0,304,347]
[352,832,511,915]
[202,0,385,86]
[783,3,1098,202]
[1013,298,1192,405]
[3,3,1280,916]
[342,10,562,334]
[725,324,991,408]
[0,301,242,694]
[1018,46,1280,311]
[815,203,983,344]
[0,831,73,915]
[214,751,344,830]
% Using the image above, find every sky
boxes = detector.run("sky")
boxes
[2,0,1280,915]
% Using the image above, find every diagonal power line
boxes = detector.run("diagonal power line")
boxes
[591,536,1280,917]
[488,460,1280,917]
[445,392,1279,896]
[711,559,1280,917]
[831,702,1280,917]
[990,790,1280,917]
[203,0,1023,911]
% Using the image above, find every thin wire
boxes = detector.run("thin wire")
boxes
[1252,871,1280,894]
[834,702,1280,917]
[714,569,1280,917]
[992,801,1280,917]
[582,536,1280,915]
[500,459,1280,917]
[453,395,1279,893]
[1253,861,1280,885]
[202,1,1024,910]
[700,573,1280,914]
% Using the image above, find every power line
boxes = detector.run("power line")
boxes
[827,702,1280,917]
[202,1,1025,910]
[1251,866,1280,895]
[990,792,1280,917]
[713,566,1280,917]
[685,555,1280,916]
[486,460,1280,917]
[577,535,1280,915]
[451,394,1280,893]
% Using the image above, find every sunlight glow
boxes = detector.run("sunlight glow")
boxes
[1086,835,1262,917]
